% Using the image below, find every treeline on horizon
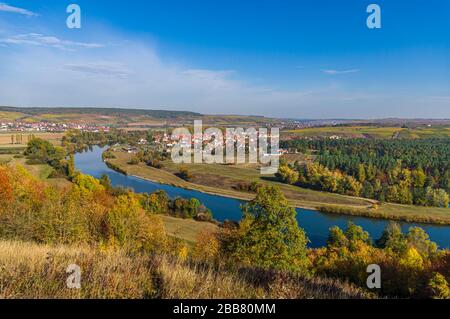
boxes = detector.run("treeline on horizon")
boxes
[279,138,449,208]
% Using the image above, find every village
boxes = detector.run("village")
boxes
[0,121,110,133]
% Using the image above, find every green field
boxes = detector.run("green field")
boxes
[160,215,218,246]
[283,126,450,139]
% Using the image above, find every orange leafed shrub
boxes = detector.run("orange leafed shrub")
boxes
[0,167,13,205]
[192,229,220,263]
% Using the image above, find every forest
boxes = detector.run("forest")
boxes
[279,138,449,207]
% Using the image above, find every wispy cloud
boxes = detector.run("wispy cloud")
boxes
[322,69,360,75]
[0,3,37,16]
[0,33,103,50]
[64,62,132,78]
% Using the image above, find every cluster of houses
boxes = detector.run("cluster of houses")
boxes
[151,132,290,156]
[280,119,347,130]
[0,121,109,133]
[114,130,291,158]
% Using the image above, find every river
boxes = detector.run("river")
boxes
[74,146,450,249]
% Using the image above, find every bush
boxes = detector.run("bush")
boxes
[127,156,140,165]
[0,166,168,252]
[147,159,164,169]
[192,230,220,263]
[428,272,450,299]
[176,167,194,181]
[276,165,299,185]
[47,169,67,179]
[102,150,116,160]
[233,181,262,193]
[106,195,167,253]
[25,158,45,165]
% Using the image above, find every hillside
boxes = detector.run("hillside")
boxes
[0,240,369,299]
[0,106,281,128]
[0,106,201,118]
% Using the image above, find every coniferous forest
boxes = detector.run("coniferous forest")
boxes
[279,138,449,207]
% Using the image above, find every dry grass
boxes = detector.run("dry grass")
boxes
[0,241,370,299]
[156,259,371,299]
[160,215,219,246]
[155,259,263,298]
[0,154,14,164]
[0,111,24,121]
[0,241,154,299]
[0,133,64,146]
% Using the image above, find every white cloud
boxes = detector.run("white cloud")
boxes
[64,62,132,78]
[0,43,314,115]
[0,3,37,16]
[322,69,360,75]
[0,33,103,50]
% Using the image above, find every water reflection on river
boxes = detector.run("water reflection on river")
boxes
[75,146,450,248]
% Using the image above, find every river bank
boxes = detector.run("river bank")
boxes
[105,152,450,226]
[74,146,450,248]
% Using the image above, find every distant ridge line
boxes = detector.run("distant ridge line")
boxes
[0,106,202,119]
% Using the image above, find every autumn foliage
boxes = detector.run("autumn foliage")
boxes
[0,164,169,253]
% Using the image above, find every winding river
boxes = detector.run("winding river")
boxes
[74,146,450,249]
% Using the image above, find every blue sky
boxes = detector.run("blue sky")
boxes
[0,0,449,118]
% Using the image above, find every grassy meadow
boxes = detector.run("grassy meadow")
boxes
[283,125,450,139]
[160,215,219,246]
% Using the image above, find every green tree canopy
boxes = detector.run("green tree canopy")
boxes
[226,186,309,273]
